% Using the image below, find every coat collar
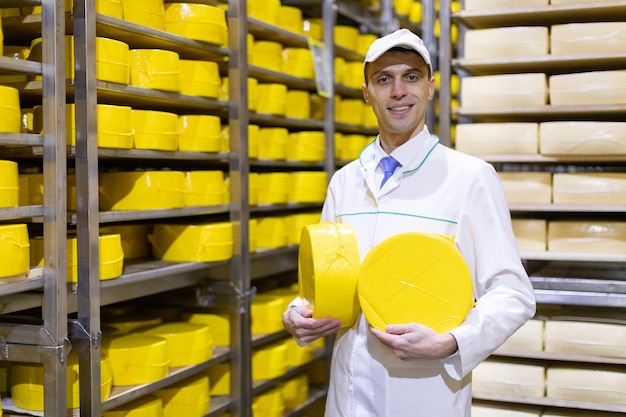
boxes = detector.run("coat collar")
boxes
[358,126,440,175]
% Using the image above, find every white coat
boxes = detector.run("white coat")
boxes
[291,127,536,417]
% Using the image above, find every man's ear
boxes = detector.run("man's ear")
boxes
[428,77,435,101]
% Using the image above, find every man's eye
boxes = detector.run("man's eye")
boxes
[406,74,418,81]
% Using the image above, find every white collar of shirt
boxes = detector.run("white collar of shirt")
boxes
[359,126,439,176]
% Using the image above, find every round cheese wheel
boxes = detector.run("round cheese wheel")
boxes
[358,232,474,333]
[298,222,360,327]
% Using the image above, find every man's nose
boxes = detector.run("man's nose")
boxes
[390,79,407,98]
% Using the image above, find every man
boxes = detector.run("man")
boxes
[283,28,536,417]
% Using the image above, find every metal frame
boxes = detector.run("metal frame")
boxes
[0,0,69,414]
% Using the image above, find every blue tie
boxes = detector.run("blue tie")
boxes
[380,156,400,189]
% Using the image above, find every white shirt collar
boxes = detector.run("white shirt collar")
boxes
[360,126,439,174]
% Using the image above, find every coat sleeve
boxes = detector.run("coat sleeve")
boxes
[320,174,338,222]
[444,163,536,380]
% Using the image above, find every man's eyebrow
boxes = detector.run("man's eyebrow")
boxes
[372,67,424,78]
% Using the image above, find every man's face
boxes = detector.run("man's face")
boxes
[362,50,434,144]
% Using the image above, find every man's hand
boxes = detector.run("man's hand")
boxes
[369,323,458,360]
[283,306,341,344]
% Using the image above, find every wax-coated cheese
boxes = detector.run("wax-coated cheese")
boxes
[11,353,112,411]
[455,123,539,155]
[498,172,552,204]
[0,224,29,278]
[464,0,547,10]
[552,173,626,205]
[551,22,626,55]
[164,3,227,46]
[251,294,285,335]
[549,71,626,106]
[548,221,626,254]
[473,360,546,397]
[256,216,288,249]
[252,342,288,381]
[546,366,626,405]
[464,27,548,59]
[257,172,289,204]
[511,219,547,252]
[131,109,179,151]
[298,222,360,327]
[285,212,321,245]
[149,222,234,262]
[358,233,474,333]
[498,319,544,351]
[141,322,213,367]
[282,374,309,409]
[544,320,626,359]
[288,172,328,204]
[129,49,180,92]
[539,121,626,155]
[101,333,170,386]
[155,375,210,417]
[181,312,230,346]
[461,74,547,108]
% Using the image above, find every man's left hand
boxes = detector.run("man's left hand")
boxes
[369,323,458,360]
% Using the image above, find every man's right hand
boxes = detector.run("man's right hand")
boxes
[282,306,341,344]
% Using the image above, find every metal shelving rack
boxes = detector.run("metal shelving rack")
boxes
[438,0,626,308]
[0,0,69,415]
[439,1,626,414]
[0,1,433,416]
[0,1,70,415]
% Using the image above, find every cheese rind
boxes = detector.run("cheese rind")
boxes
[461,73,547,108]
[456,123,539,155]
[498,172,552,204]
[511,219,547,252]
[551,22,626,55]
[552,173,626,205]
[544,320,626,359]
[498,319,544,351]
[548,221,626,254]
[464,27,549,59]
[539,121,626,155]
[549,70,626,106]
[473,361,546,397]
[546,366,626,405]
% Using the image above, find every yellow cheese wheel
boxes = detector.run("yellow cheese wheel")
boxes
[358,232,474,333]
[298,222,360,327]
[154,375,210,417]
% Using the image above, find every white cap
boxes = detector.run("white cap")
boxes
[364,28,432,76]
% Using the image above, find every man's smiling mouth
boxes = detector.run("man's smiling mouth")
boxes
[389,105,411,111]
